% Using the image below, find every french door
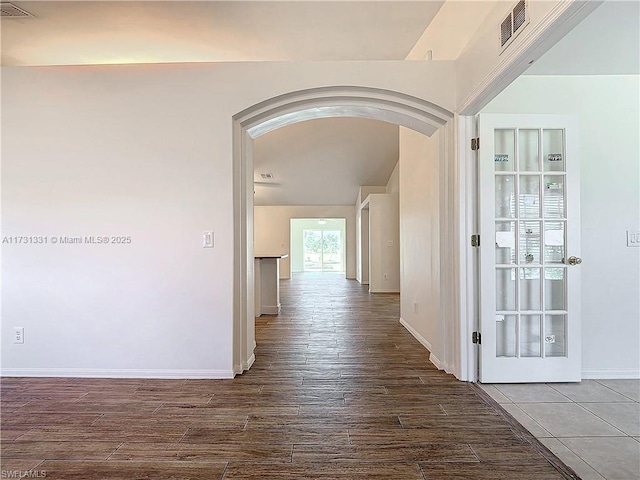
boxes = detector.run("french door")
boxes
[478,114,581,383]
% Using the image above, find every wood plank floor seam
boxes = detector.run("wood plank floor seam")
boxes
[105,442,125,461]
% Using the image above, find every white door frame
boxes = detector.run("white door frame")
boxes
[456,1,599,382]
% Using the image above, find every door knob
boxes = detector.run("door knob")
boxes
[567,256,582,266]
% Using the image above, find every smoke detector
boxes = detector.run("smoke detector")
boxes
[1,3,33,17]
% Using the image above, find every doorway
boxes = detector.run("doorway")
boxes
[232,86,456,377]
[290,218,346,274]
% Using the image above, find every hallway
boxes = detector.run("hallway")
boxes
[0,274,577,479]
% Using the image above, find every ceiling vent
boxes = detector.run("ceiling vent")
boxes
[500,0,529,53]
[260,173,274,179]
[1,3,33,17]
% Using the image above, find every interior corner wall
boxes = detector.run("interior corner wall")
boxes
[253,205,356,279]
[482,75,640,378]
[398,127,442,364]
[386,162,400,194]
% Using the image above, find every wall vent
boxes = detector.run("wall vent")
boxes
[260,173,274,179]
[500,15,513,48]
[500,0,529,53]
[1,3,33,17]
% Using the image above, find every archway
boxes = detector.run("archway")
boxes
[231,86,455,375]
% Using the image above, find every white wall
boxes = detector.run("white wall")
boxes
[1,61,455,378]
[358,209,370,284]
[357,186,387,205]
[289,218,346,273]
[386,162,400,194]
[483,75,640,378]
[398,127,443,364]
[356,186,386,284]
[254,206,355,279]
[367,194,400,293]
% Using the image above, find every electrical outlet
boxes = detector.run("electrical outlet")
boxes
[383,273,388,280]
[413,301,418,313]
[13,327,24,344]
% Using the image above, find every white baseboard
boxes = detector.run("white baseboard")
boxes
[429,353,444,370]
[582,368,640,380]
[441,360,454,375]
[400,317,433,351]
[399,317,446,373]
[260,304,281,315]
[235,353,257,375]
[243,354,255,371]
[369,289,400,293]
[1,368,235,379]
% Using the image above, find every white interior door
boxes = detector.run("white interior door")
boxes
[478,114,581,383]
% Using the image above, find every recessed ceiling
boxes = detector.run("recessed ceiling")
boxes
[253,117,399,206]
[1,1,444,66]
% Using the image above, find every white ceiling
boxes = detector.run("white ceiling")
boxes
[525,1,640,75]
[253,118,398,206]
[1,1,444,65]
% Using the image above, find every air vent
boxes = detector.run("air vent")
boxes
[1,3,33,17]
[500,15,513,48]
[260,173,274,179]
[500,0,529,53]
[513,0,527,32]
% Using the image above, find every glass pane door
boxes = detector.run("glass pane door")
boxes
[303,230,343,272]
[479,114,580,383]
[494,127,568,359]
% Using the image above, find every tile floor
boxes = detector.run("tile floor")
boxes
[481,380,640,480]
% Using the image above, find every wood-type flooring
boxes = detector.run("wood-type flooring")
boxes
[0,273,579,479]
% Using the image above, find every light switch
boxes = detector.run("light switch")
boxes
[627,231,640,247]
[203,231,214,248]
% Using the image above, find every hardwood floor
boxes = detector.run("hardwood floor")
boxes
[1,273,578,479]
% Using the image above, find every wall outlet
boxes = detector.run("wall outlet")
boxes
[383,273,388,280]
[413,301,418,313]
[13,327,24,344]
[386,240,394,247]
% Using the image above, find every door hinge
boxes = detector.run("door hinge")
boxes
[471,137,480,151]
[472,332,481,344]
[471,234,480,247]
